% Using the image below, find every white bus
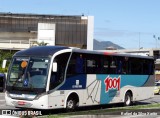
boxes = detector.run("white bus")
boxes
[5,46,154,110]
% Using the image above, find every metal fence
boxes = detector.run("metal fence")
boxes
[0,39,37,49]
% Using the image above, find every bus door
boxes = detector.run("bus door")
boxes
[48,52,70,108]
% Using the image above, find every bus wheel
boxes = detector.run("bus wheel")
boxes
[66,98,76,111]
[124,92,132,106]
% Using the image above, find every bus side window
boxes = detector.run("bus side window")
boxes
[103,60,109,73]
[96,58,103,74]
[143,60,153,75]
[117,57,128,74]
[110,59,116,74]
[129,58,143,74]
[75,54,84,73]
[148,62,153,74]
[66,53,77,77]
[117,60,123,74]
[67,61,75,76]
[123,57,129,74]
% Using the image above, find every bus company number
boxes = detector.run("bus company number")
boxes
[104,76,121,92]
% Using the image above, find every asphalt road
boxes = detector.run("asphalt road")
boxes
[0,93,15,110]
[0,93,160,117]
[1,93,160,109]
[137,94,160,104]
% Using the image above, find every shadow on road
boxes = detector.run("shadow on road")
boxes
[28,101,154,116]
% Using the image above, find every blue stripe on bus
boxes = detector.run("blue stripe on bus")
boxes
[58,74,87,90]
[97,74,149,104]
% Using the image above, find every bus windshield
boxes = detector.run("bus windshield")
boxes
[6,57,50,93]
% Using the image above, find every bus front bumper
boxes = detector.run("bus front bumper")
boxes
[5,92,49,109]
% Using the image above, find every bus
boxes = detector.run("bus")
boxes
[5,46,155,110]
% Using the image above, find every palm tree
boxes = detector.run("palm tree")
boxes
[32,41,48,47]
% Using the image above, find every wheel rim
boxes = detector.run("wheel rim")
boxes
[67,100,74,109]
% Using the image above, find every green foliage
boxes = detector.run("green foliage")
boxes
[33,41,48,46]
[0,42,47,73]
[0,68,8,73]
[0,50,17,73]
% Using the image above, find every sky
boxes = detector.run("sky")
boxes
[0,0,160,49]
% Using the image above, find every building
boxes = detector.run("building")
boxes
[0,13,94,50]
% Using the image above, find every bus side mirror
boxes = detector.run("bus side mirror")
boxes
[2,60,7,69]
[52,62,57,72]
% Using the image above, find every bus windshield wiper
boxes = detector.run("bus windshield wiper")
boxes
[11,78,23,90]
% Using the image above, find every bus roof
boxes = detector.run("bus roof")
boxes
[14,46,153,60]
[72,48,153,59]
[14,46,69,57]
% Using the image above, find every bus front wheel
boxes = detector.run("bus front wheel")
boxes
[66,98,76,111]
[66,93,79,111]
[124,92,132,106]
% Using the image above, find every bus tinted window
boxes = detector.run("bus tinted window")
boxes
[85,54,103,74]
[67,53,75,76]
[67,53,100,75]
[142,59,154,75]
[67,52,154,75]
[129,58,154,75]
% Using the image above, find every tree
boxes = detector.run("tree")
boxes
[32,41,48,46]
[0,50,16,73]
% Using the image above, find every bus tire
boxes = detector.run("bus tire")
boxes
[124,92,132,106]
[66,93,79,111]
[66,98,76,111]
